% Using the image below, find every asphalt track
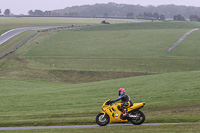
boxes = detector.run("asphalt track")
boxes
[167,28,199,52]
[0,26,58,45]
[0,123,194,130]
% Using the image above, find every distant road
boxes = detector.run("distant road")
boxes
[0,26,58,45]
[109,18,143,23]
[168,28,199,52]
[0,123,195,130]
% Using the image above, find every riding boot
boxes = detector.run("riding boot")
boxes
[122,109,128,117]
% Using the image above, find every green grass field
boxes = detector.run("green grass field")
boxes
[0,18,200,130]
[0,70,199,126]
[15,21,200,73]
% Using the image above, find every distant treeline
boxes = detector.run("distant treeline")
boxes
[2,2,200,22]
[26,3,200,22]
[28,10,61,16]
[52,3,200,19]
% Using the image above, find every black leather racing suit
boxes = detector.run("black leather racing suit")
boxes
[111,92,133,111]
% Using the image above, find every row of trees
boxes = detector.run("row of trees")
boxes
[21,9,200,22]
[0,9,11,16]
[1,3,200,22]
[27,9,166,20]
[173,14,186,21]
[173,14,200,22]
[27,9,167,20]
[137,12,165,20]
[28,10,61,16]
[189,15,200,22]
[55,3,200,19]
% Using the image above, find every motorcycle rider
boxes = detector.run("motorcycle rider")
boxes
[110,88,133,117]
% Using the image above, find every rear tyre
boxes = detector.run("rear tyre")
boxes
[130,110,145,125]
[96,113,110,126]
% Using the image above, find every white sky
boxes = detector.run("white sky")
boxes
[1,0,200,15]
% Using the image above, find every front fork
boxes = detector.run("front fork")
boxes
[102,113,106,118]
[100,111,106,118]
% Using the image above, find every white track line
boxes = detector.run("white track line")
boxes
[1,29,15,36]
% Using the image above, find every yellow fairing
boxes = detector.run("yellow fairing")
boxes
[127,102,146,112]
[103,103,128,123]
[101,100,145,123]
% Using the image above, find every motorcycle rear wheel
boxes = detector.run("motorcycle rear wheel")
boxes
[130,110,145,125]
[96,113,110,126]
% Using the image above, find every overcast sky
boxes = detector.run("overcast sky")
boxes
[1,0,200,15]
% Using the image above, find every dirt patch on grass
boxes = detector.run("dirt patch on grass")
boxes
[47,70,157,83]
[0,69,157,84]
[0,69,157,83]
[0,55,157,83]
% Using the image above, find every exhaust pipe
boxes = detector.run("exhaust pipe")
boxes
[129,115,137,118]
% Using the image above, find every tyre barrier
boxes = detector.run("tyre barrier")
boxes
[0,25,92,60]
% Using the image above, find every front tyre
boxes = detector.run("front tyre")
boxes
[130,110,145,125]
[96,113,110,126]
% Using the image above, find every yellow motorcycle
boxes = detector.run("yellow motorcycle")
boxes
[96,100,146,126]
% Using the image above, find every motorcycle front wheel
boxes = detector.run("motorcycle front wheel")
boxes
[96,113,110,126]
[130,110,145,125]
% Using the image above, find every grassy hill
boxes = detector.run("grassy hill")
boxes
[14,21,200,73]
[0,18,200,127]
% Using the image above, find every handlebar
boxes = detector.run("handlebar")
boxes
[106,100,112,105]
